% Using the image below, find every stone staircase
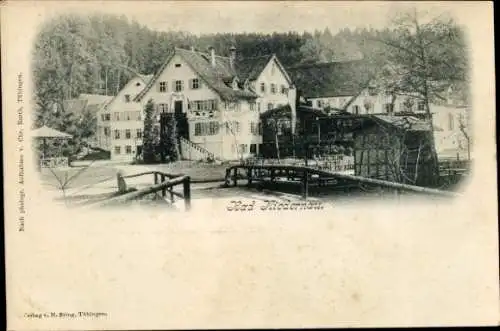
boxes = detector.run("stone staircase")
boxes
[179,136,217,161]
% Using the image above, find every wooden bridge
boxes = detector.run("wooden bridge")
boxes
[224,164,459,199]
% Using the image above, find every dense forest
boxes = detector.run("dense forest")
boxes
[32,9,468,158]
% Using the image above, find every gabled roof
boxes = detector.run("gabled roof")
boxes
[63,99,88,114]
[104,74,154,111]
[235,54,273,81]
[65,94,114,116]
[286,60,375,99]
[78,94,113,106]
[372,115,440,132]
[134,48,259,102]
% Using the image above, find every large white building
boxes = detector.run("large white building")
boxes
[97,46,296,161]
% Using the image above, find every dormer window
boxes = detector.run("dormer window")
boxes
[232,79,239,90]
[175,63,181,68]
[124,94,131,103]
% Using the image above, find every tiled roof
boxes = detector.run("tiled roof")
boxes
[78,94,113,106]
[286,60,375,99]
[373,115,439,131]
[234,54,273,82]
[135,48,259,102]
[63,99,88,114]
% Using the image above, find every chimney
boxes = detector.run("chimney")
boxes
[229,46,236,70]
[208,46,216,67]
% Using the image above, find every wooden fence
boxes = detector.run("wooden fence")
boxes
[225,164,459,200]
[94,171,191,210]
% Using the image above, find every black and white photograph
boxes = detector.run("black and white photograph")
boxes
[3,1,498,330]
[29,1,471,209]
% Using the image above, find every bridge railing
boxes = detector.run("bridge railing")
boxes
[94,171,191,210]
[225,164,459,199]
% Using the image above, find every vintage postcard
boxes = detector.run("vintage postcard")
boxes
[3,0,498,329]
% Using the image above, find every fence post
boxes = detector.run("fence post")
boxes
[183,176,191,211]
[233,167,238,186]
[302,169,309,200]
[161,174,166,197]
[154,172,158,185]
[225,168,231,187]
[247,167,253,186]
[169,187,174,203]
[117,171,127,194]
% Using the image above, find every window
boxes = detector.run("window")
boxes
[104,113,111,121]
[175,63,181,68]
[250,144,257,154]
[125,129,131,139]
[271,63,276,75]
[225,121,240,135]
[190,78,200,89]
[281,85,288,95]
[194,121,219,136]
[125,145,132,154]
[136,129,142,138]
[114,130,121,139]
[384,103,394,113]
[267,103,273,110]
[257,102,261,112]
[190,99,217,111]
[125,94,131,103]
[103,127,110,136]
[158,103,168,112]
[417,101,425,111]
[126,111,131,120]
[270,83,277,94]
[137,111,142,120]
[448,113,454,130]
[317,100,323,108]
[249,102,256,111]
[250,122,260,135]
[114,146,121,154]
[159,81,167,93]
[175,80,184,92]
[113,112,120,121]
[260,83,266,93]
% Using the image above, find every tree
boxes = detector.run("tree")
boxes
[162,113,179,162]
[370,7,469,185]
[142,99,155,163]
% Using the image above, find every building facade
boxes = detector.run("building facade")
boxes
[96,75,152,160]
[101,46,296,162]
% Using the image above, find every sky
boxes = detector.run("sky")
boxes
[75,1,472,35]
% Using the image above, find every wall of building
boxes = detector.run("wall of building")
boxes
[142,54,221,113]
[255,58,295,112]
[105,76,148,161]
[431,104,469,158]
